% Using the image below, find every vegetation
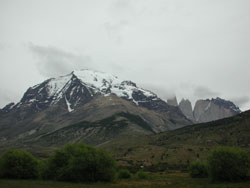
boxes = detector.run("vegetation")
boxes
[135,170,149,179]
[208,146,250,181]
[117,169,132,179]
[1,172,250,188]
[99,110,250,170]
[188,161,208,178]
[41,143,116,182]
[0,150,39,179]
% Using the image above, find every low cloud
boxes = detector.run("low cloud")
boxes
[29,43,92,77]
[231,96,250,108]
[194,86,220,99]
[140,82,176,101]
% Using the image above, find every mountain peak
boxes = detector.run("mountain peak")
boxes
[193,97,241,123]
[72,69,121,89]
[3,69,165,115]
[167,96,178,107]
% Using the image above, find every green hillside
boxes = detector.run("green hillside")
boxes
[101,110,250,170]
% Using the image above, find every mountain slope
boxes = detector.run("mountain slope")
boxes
[100,110,250,168]
[21,112,155,147]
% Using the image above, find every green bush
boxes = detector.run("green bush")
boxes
[0,150,38,179]
[189,161,208,178]
[41,143,116,182]
[208,147,250,181]
[117,169,132,179]
[135,170,148,179]
[38,159,49,179]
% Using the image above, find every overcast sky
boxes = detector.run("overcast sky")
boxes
[0,0,249,110]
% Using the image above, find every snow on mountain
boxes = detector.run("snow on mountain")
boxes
[8,69,159,113]
[73,70,156,100]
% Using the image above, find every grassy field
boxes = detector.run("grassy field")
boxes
[1,172,250,188]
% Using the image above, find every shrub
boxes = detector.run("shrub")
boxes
[117,169,132,179]
[135,170,148,179]
[38,159,49,179]
[41,143,116,182]
[189,161,208,178]
[0,150,38,179]
[208,146,250,181]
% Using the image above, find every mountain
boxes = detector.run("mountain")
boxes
[177,97,241,123]
[178,99,194,121]
[0,69,191,147]
[193,97,241,123]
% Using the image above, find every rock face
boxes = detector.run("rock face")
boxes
[193,97,241,123]
[167,96,178,107]
[179,99,194,121]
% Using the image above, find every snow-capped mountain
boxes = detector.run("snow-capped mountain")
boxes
[0,69,191,148]
[5,69,163,114]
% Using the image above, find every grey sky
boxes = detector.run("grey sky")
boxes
[0,0,250,110]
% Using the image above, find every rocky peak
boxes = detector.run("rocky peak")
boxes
[167,96,178,107]
[193,97,241,123]
[211,97,241,113]
[1,102,15,113]
[178,99,194,121]
[121,80,137,87]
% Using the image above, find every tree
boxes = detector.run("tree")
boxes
[0,150,38,179]
[208,147,250,181]
[189,161,208,178]
[41,143,116,182]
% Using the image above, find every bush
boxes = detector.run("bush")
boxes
[117,169,132,179]
[0,150,38,179]
[38,159,49,179]
[41,143,116,182]
[135,170,148,179]
[208,147,250,181]
[189,161,208,178]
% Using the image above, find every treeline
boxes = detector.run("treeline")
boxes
[189,146,250,181]
[0,143,149,183]
[0,144,116,182]
[1,144,250,183]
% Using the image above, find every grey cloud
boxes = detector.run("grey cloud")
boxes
[104,20,129,44]
[0,43,5,50]
[140,82,176,101]
[231,96,250,108]
[110,0,134,16]
[194,86,220,99]
[0,89,19,108]
[29,43,92,77]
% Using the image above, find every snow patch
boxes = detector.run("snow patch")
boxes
[65,96,74,112]
[205,102,211,111]
[29,99,36,103]
[46,74,72,99]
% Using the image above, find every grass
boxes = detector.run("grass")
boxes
[1,172,250,188]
